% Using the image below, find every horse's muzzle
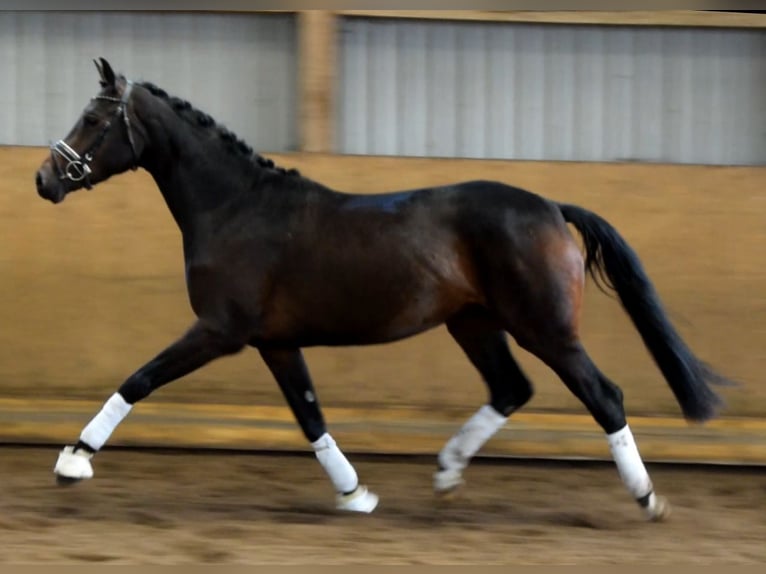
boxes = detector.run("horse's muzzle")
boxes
[35,167,66,204]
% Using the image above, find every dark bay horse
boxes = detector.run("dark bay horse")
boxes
[35,58,733,520]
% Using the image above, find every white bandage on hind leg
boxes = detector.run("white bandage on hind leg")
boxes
[607,425,654,502]
[79,393,133,452]
[311,433,358,494]
[438,404,508,472]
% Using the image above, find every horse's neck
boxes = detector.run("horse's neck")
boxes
[139,110,254,236]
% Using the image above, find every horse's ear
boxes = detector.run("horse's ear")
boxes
[94,57,116,88]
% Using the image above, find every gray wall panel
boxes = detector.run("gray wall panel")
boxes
[338,18,766,165]
[0,12,297,151]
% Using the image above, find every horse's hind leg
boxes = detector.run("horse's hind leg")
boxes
[257,346,378,513]
[53,320,246,484]
[503,229,669,521]
[434,308,534,496]
[531,341,670,521]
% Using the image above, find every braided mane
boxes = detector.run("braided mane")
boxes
[138,80,300,177]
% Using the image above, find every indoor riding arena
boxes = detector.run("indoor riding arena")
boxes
[1,9,765,566]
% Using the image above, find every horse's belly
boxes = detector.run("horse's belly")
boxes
[259,282,472,347]
[265,317,445,347]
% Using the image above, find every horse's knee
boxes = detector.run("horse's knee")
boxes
[490,381,533,416]
[514,379,534,407]
[301,418,328,443]
[567,368,626,433]
[215,335,247,356]
[533,343,627,433]
[602,379,624,409]
[593,379,626,433]
[117,373,152,404]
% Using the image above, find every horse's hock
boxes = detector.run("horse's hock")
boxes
[1,146,765,463]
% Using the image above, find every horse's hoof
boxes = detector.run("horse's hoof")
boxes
[433,468,464,499]
[55,474,84,486]
[435,483,464,500]
[53,445,94,484]
[336,485,379,513]
[646,494,671,522]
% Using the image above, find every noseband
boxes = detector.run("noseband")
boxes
[50,81,139,190]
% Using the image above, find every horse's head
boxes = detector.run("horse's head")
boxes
[35,58,143,204]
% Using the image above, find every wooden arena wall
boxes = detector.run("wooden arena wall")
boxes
[1,10,764,463]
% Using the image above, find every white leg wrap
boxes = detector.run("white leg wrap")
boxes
[434,405,508,493]
[311,433,359,494]
[79,393,133,451]
[438,405,508,471]
[311,433,379,513]
[53,393,132,482]
[607,424,669,520]
[607,425,653,499]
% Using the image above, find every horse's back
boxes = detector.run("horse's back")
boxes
[334,178,573,291]
[446,179,565,227]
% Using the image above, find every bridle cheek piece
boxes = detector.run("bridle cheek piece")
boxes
[50,80,139,190]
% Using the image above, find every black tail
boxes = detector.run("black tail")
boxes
[558,202,734,423]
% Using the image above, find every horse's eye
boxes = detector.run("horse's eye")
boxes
[83,115,99,127]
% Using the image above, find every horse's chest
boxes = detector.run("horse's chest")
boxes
[183,259,266,328]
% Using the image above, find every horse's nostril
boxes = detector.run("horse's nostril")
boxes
[35,171,44,189]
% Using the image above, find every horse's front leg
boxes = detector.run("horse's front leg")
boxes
[257,346,379,513]
[54,320,246,484]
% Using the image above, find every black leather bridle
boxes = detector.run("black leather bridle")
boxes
[50,80,139,190]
